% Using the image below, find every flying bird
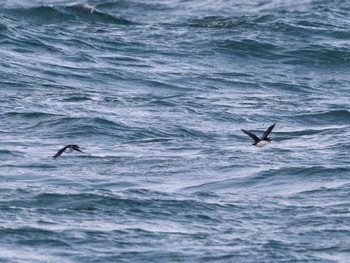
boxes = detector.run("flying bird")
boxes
[241,123,276,147]
[53,145,83,159]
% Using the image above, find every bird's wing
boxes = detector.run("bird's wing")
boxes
[73,145,83,153]
[241,129,260,143]
[53,146,68,159]
[261,123,276,140]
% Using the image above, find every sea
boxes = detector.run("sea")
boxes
[0,0,350,262]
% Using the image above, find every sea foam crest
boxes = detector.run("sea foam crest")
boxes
[68,3,97,14]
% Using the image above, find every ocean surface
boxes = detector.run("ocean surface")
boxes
[1,0,350,262]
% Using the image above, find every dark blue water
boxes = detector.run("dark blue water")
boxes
[1,0,350,262]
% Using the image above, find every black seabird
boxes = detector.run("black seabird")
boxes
[53,145,83,159]
[241,123,276,147]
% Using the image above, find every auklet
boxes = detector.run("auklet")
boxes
[53,145,83,159]
[241,123,276,147]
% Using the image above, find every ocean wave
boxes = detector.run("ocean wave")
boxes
[1,4,133,25]
[181,165,350,195]
[1,112,62,133]
[1,111,133,138]
[215,38,282,59]
[0,149,23,158]
[188,16,247,28]
[4,111,59,118]
[45,116,133,138]
[189,13,350,65]
[284,45,350,65]
[295,110,350,125]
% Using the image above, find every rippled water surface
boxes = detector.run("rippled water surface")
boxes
[1,0,350,262]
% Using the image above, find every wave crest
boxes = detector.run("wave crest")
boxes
[3,4,133,25]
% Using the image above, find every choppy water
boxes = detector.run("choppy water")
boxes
[1,0,350,262]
